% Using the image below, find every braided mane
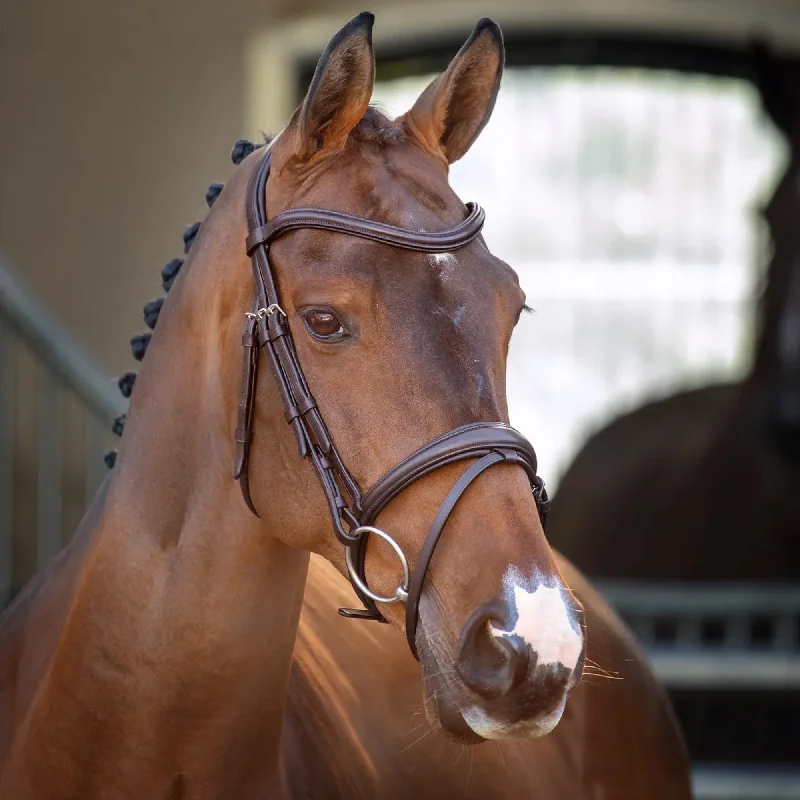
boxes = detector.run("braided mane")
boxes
[105,108,405,466]
[104,137,268,468]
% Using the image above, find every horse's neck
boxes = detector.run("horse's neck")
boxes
[751,137,800,388]
[0,240,309,800]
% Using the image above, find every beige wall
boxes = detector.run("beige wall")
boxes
[0,0,297,375]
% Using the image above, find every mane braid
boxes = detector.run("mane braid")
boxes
[104,137,268,468]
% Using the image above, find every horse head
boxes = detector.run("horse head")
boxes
[134,13,585,743]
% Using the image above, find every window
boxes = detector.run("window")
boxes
[372,67,786,485]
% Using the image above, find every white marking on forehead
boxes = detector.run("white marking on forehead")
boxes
[491,580,583,672]
[428,252,457,279]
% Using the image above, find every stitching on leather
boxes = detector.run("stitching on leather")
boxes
[363,450,536,521]
[374,446,532,503]
[385,422,523,473]
[267,202,480,239]
[362,427,536,518]
[378,422,500,476]
[263,204,484,249]
[266,221,482,251]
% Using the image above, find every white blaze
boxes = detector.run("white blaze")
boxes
[490,582,583,671]
[428,252,457,276]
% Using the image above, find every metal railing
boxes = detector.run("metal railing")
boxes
[598,581,800,689]
[0,253,125,607]
[693,766,800,800]
[599,581,800,800]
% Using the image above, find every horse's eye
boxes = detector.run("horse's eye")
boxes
[303,309,345,340]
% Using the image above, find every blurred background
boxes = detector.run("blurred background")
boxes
[1,0,799,797]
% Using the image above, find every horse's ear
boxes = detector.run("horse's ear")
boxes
[402,18,504,164]
[280,12,375,162]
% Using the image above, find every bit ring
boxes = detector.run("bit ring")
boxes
[345,526,410,604]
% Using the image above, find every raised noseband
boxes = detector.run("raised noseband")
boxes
[236,145,549,661]
[343,422,550,658]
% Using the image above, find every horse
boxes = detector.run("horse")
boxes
[0,14,691,798]
[546,89,800,581]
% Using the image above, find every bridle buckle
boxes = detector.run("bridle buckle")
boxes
[245,304,286,321]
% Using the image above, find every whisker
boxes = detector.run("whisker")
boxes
[580,672,625,684]
[400,724,441,753]
[423,665,458,682]
[405,718,431,735]
[424,674,461,698]
[424,677,462,706]
[464,750,475,796]
[583,657,619,677]
[582,667,623,678]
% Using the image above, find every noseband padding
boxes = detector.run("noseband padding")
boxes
[237,146,549,660]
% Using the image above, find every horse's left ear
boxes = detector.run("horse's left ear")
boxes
[402,18,504,164]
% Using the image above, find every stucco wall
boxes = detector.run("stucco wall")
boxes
[0,0,295,375]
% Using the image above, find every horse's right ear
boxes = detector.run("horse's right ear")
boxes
[402,18,504,164]
[278,12,375,163]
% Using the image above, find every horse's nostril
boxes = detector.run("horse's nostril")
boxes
[496,633,530,691]
[456,601,530,700]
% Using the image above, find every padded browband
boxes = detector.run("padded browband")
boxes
[246,201,485,255]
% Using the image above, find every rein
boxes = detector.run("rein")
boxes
[235,146,550,660]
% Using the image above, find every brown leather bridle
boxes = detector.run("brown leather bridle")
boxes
[234,145,550,660]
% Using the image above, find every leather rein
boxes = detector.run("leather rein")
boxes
[235,145,550,660]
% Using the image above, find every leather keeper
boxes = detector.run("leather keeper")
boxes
[297,396,317,415]
[266,321,289,342]
[245,226,270,255]
[235,427,252,443]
